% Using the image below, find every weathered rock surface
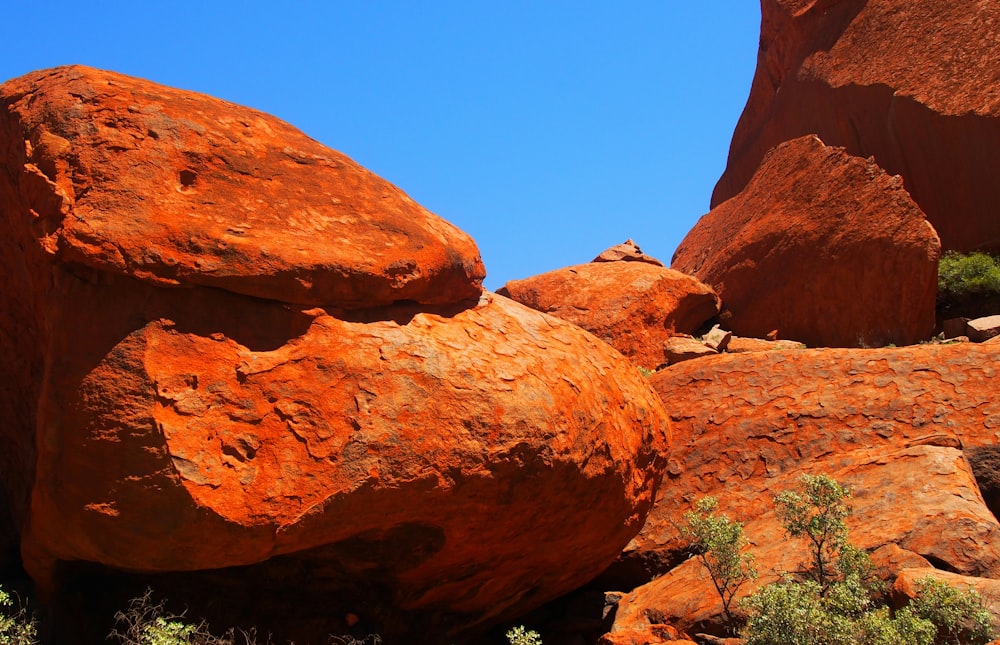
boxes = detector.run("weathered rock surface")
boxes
[0,65,485,308]
[0,67,671,642]
[726,336,806,353]
[609,444,1000,638]
[673,135,941,347]
[969,315,1000,343]
[662,336,718,365]
[625,343,1000,581]
[592,239,665,266]
[712,0,1000,253]
[499,262,720,369]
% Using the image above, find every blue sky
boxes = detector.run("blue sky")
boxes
[2,2,761,290]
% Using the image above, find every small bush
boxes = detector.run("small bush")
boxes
[908,576,995,645]
[682,496,757,633]
[506,625,542,645]
[0,585,37,645]
[108,589,231,645]
[938,251,1000,299]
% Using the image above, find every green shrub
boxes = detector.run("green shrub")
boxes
[505,625,542,645]
[682,496,757,633]
[908,576,994,645]
[739,474,997,645]
[0,585,37,645]
[938,251,1000,299]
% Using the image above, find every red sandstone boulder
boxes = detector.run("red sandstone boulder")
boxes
[0,66,484,308]
[623,343,1000,582]
[608,443,1000,638]
[0,67,671,642]
[500,262,720,369]
[673,135,941,347]
[713,0,1000,253]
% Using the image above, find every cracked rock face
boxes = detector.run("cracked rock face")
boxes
[0,66,670,642]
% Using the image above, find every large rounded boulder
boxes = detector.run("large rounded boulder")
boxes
[0,66,670,643]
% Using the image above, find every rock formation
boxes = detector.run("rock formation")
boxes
[0,66,671,643]
[609,443,1000,637]
[500,254,720,369]
[712,0,1000,253]
[673,135,941,347]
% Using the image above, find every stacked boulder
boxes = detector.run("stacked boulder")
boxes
[0,66,671,643]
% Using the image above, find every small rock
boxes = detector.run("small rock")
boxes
[727,337,806,353]
[592,239,665,266]
[701,325,732,352]
[943,317,971,339]
[968,315,1000,343]
[664,336,718,364]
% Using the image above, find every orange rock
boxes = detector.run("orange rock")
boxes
[592,239,665,266]
[713,0,1000,253]
[0,67,671,641]
[0,66,484,308]
[626,343,1000,580]
[610,444,1000,638]
[673,135,941,347]
[499,262,720,369]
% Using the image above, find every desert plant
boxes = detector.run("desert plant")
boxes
[682,496,757,633]
[938,251,1000,298]
[773,473,852,594]
[742,474,997,645]
[908,576,994,645]
[505,625,542,645]
[108,589,254,645]
[0,585,37,645]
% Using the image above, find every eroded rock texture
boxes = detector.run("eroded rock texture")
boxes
[625,343,1000,580]
[0,66,670,643]
[713,0,1000,252]
[500,262,720,369]
[673,135,940,347]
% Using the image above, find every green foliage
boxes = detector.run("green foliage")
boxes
[682,496,757,633]
[908,576,995,645]
[505,625,542,645]
[0,586,37,645]
[938,251,1000,299]
[774,474,852,593]
[742,474,996,645]
[108,589,228,645]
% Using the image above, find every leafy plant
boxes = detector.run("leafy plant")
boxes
[0,585,37,645]
[505,625,542,645]
[908,576,994,645]
[682,496,757,633]
[773,474,852,594]
[108,589,227,645]
[938,251,1000,299]
[741,474,997,645]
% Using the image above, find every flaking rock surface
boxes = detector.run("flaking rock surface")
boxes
[0,66,670,642]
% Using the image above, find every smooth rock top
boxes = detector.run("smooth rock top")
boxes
[674,135,940,347]
[713,0,1000,251]
[0,66,485,308]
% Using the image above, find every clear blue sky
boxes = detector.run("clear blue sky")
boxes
[2,2,761,291]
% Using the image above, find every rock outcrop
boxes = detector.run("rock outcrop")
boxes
[673,135,941,347]
[609,443,1000,637]
[0,66,671,643]
[500,259,720,369]
[602,342,1000,639]
[623,342,1000,581]
[712,0,1000,253]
